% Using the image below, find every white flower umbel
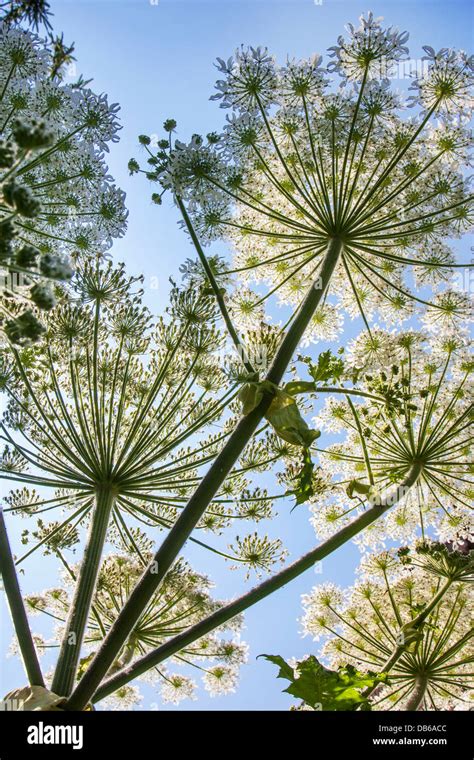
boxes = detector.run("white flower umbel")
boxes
[301,540,474,710]
[160,674,197,705]
[203,664,239,697]
[287,328,473,550]
[0,23,126,344]
[26,553,246,707]
[137,13,472,347]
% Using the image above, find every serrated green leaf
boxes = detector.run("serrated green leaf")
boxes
[287,448,316,506]
[262,653,388,711]
[301,350,345,385]
[259,654,295,682]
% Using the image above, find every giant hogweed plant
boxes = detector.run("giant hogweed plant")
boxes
[53,17,473,710]
[0,13,472,710]
[83,325,472,708]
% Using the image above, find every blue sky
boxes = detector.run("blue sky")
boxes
[1,0,472,711]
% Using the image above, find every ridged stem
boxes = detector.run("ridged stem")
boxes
[0,507,44,688]
[51,486,116,697]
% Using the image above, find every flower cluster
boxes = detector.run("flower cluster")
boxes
[25,553,247,707]
[411,47,474,118]
[301,540,474,709]
[327,12,410,81]
[1,257,289,594]
[301,330,473,549]
[134,14,472,347]
[0,259,230,552]
[0,22,126,344]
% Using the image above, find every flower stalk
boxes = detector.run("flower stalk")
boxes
[51,486,116,697]
[403,674,429,711]
[176,195,255,374]
[0,506,44,687]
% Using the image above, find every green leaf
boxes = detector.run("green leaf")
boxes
[346,479,373,499]
[300,350,345,385]
[287,448,316,506]
[265,389,320,448]
[238,377,272,415]
[77,652,96,679]
[239,380,320,449]
[260,654,295,682]
[261,654,388,711]
[284,380,317,395]
[399,623,425,652]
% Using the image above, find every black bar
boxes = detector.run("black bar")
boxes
[0,709,470,757]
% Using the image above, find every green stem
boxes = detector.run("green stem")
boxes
[403,674,429,711]
[63,236,343,711]
[0,507,45,688]
[56,549,107,639]
[177,196,254,374]
[91,462,422,703]
[287,384,386,403]
[50,486,116,698]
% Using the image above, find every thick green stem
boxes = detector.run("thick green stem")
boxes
[63,237,343,711]
[51,486,116,698]
[0,507,45,688]
[91,462,422,703]
[403,674,429,711]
